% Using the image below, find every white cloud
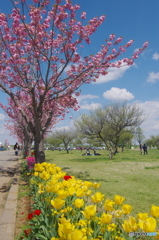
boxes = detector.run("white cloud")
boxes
[152,52,159,60]
[80,102,101,110]
[93,64,131,84]
[147,72,159,83]
[53,126,70,131]
[103,87,134,101]
[76,94,99,103]
[0,114,5,120]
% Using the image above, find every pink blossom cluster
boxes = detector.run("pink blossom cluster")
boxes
[0,0,148,93]
[26,156,36,170]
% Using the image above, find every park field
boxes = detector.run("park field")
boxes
[45,148,159,215]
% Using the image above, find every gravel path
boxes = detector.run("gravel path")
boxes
[0,150,20,218]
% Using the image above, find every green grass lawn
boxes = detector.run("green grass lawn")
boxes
[45,148,159,215]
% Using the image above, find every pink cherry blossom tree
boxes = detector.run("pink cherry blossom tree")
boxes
[0,100,34,158]
[0,0,148,162]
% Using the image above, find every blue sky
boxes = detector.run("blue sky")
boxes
[0,0,159,145]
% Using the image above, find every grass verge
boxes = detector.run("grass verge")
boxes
[45,148,159,214]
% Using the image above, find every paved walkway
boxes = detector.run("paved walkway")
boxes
[0,150,20,240]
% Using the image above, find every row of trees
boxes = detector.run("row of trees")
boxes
[0,0,148,162]
[145,135,159,149]
[46,102,145,159]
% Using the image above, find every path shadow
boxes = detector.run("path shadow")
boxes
[0,164,20,177]
[7,158,20,162]
[63,170,118,183]
[0,158,19,162]
[12,176,19,185]
[0,184,10,193]
[70,157,100,163]
[83,178,118,183]
[62,167,70,171]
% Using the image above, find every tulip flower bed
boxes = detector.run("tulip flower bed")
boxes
[19,160,159,240]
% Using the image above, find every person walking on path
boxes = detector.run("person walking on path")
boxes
[143,143,148,155]
[14,143,20,156]
[139,144,143,155]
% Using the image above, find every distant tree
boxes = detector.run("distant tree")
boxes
[134,126,145,146]
[145,135,158,148]
[54,128,76,153]
[72,134,86,151]
[86,136,104,148]
[118,131,133,151]
[150,135,158,148]
[145,135,159,149]
[144,139,153,149]
[44,136,63,149]
[155,136,159,150]
[0,101,33,158]
[74,102,145,159]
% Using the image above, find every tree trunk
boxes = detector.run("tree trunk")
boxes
[109,151,114,159]
[66,148,69,154]
[34,136,45,163]
[114,145,118,155]
[64,142,69,154]
[23,139,32,159]
[23,133,32,159]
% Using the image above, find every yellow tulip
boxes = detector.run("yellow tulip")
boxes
[41,162,47,167]
[51,183,61,193]
[115,237,125,240]
[83,181,93,188]
[107,223,116,232]
[93,182,101,189]
[137,212,148,221]
[58,221,75,235]
[138,219,144,230]
[78,219,87,227]
[82,205,96,219]
[122,220,133,233]
[51,198,65,209]
[143,217,156,232]
[101,213,112,224]
[57,189,68,199]
[69,229,87,240]
[85,190,92,196]
[74,198,84,208]
[129,216,138,231]
[114,195,125,205]
[39,170,50,180]
[81,227,93,236]
[81,186,88,192]
[104,199,115,211]
[33,171,39,177]
[150,205,159,218]
[50,178,58,185]
[55,166,62,172]
[122,204,132,214]
[68,187,76,196]
[45,184,52,192]
[60,206,73,214]
[76,188,85,197]
[113,210,123,217]
[34,163,45,172]
[91,192,105,203]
